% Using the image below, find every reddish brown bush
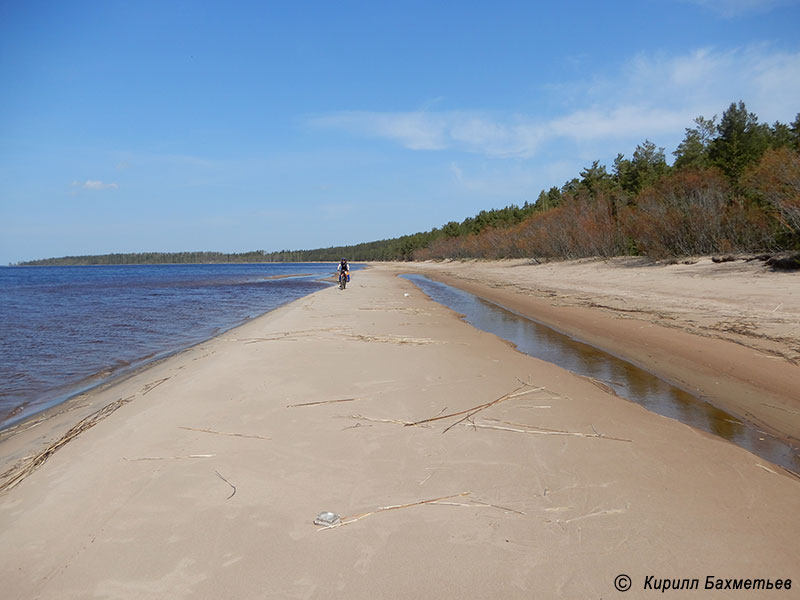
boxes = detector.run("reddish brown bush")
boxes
[743,147,800,235]
[623,169,773,257]
[415,165,783,261]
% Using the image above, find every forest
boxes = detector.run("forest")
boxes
[19,102,800,266]
[415,102,800,262]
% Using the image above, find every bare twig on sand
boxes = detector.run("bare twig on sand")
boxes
[345,414,420,426]
[467,497,527,515]
[318,491,527,530]
[465,420,633,442]
[430,499,526,516]
[123,454,215,461]
[0,394,137,493]
[352,334,438,345]
[581,376,618,396]
[338,383,548,433]
[407,383,543,431]
[781,467,800,480]
[178,426,271,440]
[0,401,92,441]
[564,503,630,524]
[418,470,436,486]
[142,378,170,395]
[761,403,800,416]
[287,398,361,408]
[215,470,237,500]
[319,492,471,530]
[756,463,777,475]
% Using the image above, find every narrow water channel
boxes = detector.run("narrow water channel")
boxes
[402,274,799,474]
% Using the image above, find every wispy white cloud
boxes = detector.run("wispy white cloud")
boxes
[310,44,800,159]
[448,160,577,197]
[309,110,546,158]
[72,180,119,191]
[310,111,449,151]
[548,106,690,141]
[614,45,800,121]
[680,0,800,18]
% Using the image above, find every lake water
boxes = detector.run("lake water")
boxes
[0,263,344,428]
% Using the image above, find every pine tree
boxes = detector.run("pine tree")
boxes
[709,101,770,183]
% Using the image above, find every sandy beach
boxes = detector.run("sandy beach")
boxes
[1,264,799,598]
[393,257,800,445]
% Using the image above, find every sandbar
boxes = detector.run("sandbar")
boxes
[1,265,798,598]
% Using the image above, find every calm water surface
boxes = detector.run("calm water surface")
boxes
[402,274,800,473]
[0,263,347,428]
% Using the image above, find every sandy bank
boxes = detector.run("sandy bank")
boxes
[389,258,800,444]
[1,268,798,598]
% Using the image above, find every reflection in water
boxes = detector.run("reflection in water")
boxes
[402,274,799,473]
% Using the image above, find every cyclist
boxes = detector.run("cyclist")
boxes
[337,258,349,289]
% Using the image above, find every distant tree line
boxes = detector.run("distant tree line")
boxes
[17,101,799,266]
[20,250,279,266]
[18,203,539,265]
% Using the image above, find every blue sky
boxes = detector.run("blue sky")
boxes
[1,0,799,263]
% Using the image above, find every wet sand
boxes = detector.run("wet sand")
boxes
[391,257,800,445]
[1,266,798,598]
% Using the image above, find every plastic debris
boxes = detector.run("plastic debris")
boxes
[313,511,341,527]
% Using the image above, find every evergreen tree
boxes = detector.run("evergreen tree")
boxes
[709,101,770,183]
[615,141,667,195]
[769,121,794,149]
[791,113,800,152]
[534,187,562,211]
[579,161,615,197]
[673,116,716,170]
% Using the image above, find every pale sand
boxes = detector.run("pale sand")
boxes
[1,266,798,598]
[392,257,800,444]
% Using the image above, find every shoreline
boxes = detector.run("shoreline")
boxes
[2,266,798,598]
[0,281,339,477]
[386,258,800,445]
[0,266,342,432]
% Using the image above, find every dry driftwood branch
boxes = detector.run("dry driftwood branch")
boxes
[339,384,543,433]
[215,470,237,500]
[123,454,215,461]
[581,376,618,396]
[345,414,420,426]
[439,385,544,433]
[287,397,361,408]
[318,490,527,530]
[141,378,170,396]
[486,418,574,434]
[461,497,527,515]
[418,470,436,486]
[0,401,92,442]
[761,403,800,416]
[0,394,137,493]
[463,421,632,442]
[429,500,526,516]
[178,426,271,440]
[781,466,800,480]
[442,411,480,435]
[407,383,543,429]
[319,492,471,530]
[564,503,630,524]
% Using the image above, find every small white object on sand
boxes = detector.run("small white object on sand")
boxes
[313,511,341,527]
